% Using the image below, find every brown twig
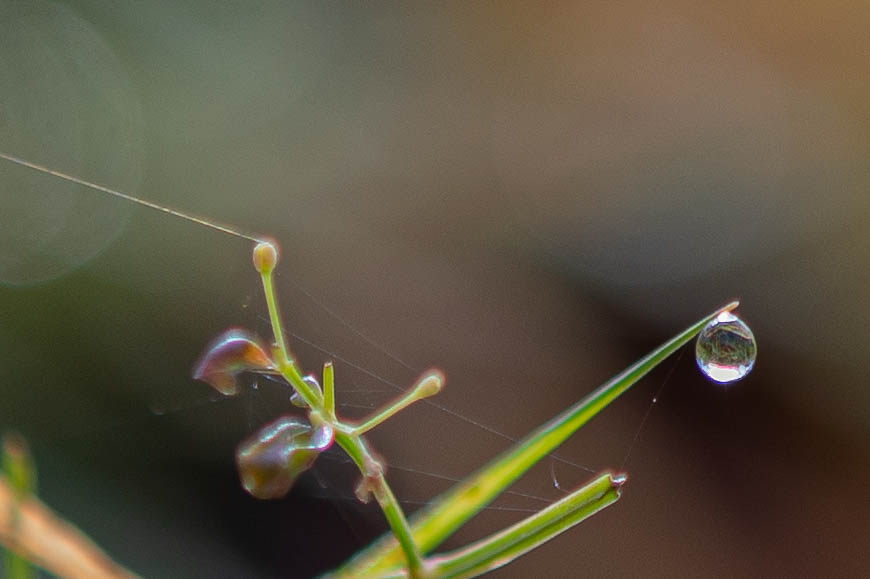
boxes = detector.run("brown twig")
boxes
[0,475,141,579]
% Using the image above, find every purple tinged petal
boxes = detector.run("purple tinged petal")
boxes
[192,328,275,396]
[236,416,335,499]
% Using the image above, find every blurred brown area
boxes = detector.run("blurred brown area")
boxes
[1,1,868,577]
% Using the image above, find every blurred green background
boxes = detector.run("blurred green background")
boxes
[1,1,869,577]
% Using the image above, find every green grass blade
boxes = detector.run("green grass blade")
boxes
[331,302,738,578]
[429,472,625,578]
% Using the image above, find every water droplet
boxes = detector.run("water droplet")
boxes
[696,311,757,384]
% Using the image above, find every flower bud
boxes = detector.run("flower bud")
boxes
[253,241,279,274]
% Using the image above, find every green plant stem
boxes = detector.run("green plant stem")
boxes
[260,270,322,407]
[259,266,425,577]
[351,389,426,436]
[335,301,739,577]
[333,431,426,578]
[323,362,336,420]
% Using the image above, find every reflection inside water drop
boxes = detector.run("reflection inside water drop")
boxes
[696,311,756,384]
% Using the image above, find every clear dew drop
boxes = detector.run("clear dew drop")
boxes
[695,311,757,384]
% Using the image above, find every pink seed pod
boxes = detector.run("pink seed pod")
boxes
[192,328,275,395]
[236,416,334,499]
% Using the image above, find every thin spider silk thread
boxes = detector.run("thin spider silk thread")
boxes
[618,345,687,471]
[1,150,603,483]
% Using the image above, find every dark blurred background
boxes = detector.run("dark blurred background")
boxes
[1,1,869,577]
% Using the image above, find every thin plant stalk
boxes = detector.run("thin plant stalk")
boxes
[257,254,428,578]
